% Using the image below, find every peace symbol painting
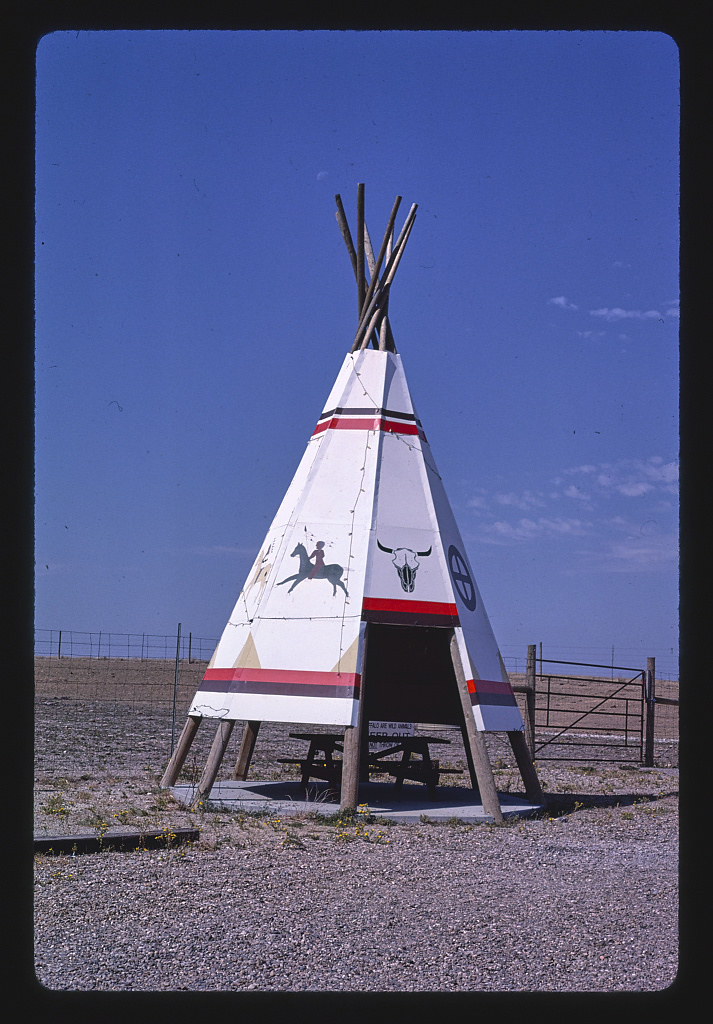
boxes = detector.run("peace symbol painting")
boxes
[447,544,477,611]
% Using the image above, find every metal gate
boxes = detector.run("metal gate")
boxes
[533,658,646,763]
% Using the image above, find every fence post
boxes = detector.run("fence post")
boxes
[644,656,656,767]
[524,644,537,761]
[58,630,62,659]
[188,632,192,664]
[171,623,182,755]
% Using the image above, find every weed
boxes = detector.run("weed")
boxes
[148,788,179,813]
[40,794,72,820]
[329,804,390,844]
[280,829,306,849]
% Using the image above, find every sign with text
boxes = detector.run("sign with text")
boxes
[368,721,415,739]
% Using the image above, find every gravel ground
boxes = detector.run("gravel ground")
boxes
[34,715,679,992]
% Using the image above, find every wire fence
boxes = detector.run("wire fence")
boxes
[34,628,679,681]
[33,627,678,777]
[34,628,218,663]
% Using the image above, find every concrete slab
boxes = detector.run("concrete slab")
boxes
[170,779,544,824]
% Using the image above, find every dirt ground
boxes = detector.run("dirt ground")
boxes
[33,655,678,780]
[34,655,678,842]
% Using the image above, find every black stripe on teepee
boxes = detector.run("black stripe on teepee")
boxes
[317,406,418,423]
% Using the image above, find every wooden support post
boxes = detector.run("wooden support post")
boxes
[341,726,361,812]
[160,715,201,788]
[340,627,369,811]
[191,719,235,808]
[232,720,261,780]
[507,730,545,804]
[644,656,656,767]
[459,721,478,790]
[359,713,372,783]
[449,632,503,823]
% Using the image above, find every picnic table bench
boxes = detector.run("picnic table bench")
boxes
[279,731,462,797]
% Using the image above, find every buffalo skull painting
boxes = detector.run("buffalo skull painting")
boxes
[377,540,432,592]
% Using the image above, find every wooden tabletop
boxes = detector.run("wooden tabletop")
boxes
[289,731,450,745]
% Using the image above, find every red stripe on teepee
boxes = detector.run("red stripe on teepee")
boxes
[362,597,458,617]
[312,416,420,437]
[381,419,420,435]
[466,678,514,695]
[466,677,518,707]
[202,667,359,688]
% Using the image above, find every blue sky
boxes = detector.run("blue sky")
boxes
[34,30,679,677]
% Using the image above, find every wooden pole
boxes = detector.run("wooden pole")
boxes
[359,195,402,321]
[351,286,383,351]
[449,632,503,823]
[384,316,397,353]
[524,643,537,761]
[363,221,376,280]
[191,719,235,808]
[350,206,417,351]
[381,209,417,288]
[378,315,389,351]
[459,722,478,789]
[340,626,369,811]
[334,195,358,281]
[341,726,362,812]
[170,622,181,755]
[354,203,415,339]
[373,203,416,297]
[232,720,261,780]
[356,183,365,310]
[160,715,201,788]
[507,730,545,804]
[644,656,656,767]
[358,306,385,350]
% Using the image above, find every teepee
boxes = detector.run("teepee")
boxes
[161,185,542,820]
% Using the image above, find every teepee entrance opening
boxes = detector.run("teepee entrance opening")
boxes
[161,185,544,823]
[362,625,462,726]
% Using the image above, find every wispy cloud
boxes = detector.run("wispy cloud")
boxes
[563,484,590,501]
[589,307,663,322]
[494,490,547,511]
[482,516,590,543]
[571,529,678,574]
[190,544,255,556]
[467,488,490,512]
[466,455,677,573]
[564,457,678,497]
[549,292,679,326]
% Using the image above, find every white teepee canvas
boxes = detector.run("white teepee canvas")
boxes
[189,345,523,733]
[162,186,540,816]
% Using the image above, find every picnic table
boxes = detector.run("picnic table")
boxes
[279,731,462,797]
